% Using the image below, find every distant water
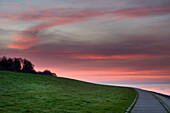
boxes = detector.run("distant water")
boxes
[100,83,170,96]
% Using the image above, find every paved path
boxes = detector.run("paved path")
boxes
[153,93,170,112]
[131,89,168,113]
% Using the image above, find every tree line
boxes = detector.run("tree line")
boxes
[0,56,56,76]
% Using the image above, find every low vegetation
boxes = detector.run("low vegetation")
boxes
[0,70,136,113]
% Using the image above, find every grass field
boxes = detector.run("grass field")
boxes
[0,70,136,113]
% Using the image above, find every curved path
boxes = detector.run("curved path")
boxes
[154,93,170,112]
[131,89,168,113]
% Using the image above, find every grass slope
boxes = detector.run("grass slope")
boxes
[0,70,136,113]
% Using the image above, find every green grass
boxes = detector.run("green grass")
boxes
[0,70,136,113]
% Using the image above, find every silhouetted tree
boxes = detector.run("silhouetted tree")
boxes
[39,70,57,76]
[7,58,13,71]
[22,59,35,73]
[13,58,22,72]
[0,56,8,70]
[0,56,57,76]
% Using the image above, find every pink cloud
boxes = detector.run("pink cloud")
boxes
[3,3,170,49]
[7,8,111,49]
[8,34,39,49]
[114,3,170,19]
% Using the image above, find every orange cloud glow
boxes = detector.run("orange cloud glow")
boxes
[8,35,39,49]
[35,66,170,83]
[70,54,169,60]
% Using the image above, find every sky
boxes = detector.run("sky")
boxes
[0,0,170,94]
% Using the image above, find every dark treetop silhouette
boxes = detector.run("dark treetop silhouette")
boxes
[0,56,56,76]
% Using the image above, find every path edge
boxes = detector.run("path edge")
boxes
[125,89,139,113]
[151,93,170,113]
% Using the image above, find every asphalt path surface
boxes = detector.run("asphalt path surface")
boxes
[131,89,169,113]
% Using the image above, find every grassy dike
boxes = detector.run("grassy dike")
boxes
[0,70,136,113]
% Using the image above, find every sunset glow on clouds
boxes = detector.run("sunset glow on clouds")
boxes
[0,0,170,94]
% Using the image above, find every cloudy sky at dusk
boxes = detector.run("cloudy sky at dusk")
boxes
[0,0,170,93]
